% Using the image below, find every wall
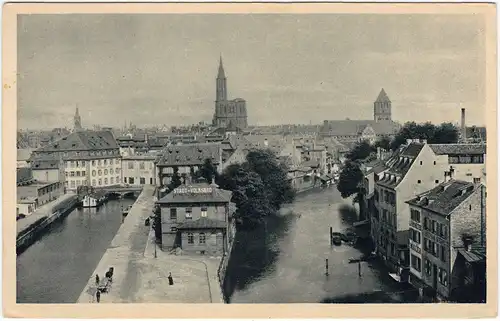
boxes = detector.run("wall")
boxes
[65,157,121,191]
[180,230,224,256]
[434,154,485,183]
[17,202,37,216]
[32,168,62,183]
[122,158,156,186]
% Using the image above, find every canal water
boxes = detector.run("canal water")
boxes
[224,186,418,303]
[16,198,135,303]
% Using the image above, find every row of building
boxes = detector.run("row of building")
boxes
[358,139,487,302]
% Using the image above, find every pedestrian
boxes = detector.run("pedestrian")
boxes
[358,261,362,277]
[95,274,100,285]
[168,272,174,285]
[96,290,101,303]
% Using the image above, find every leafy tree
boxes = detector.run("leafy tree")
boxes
[346,140,376,162]
[336,160,364,199]
[196,158,219,183]
[374,135,391,151]
[390,121,459,150]
[167,166,182,191]
[152,205,162,241]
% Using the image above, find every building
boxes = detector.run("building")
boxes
[74,107,83,132]
[320,89,401,143]
[30,130,121,191]
[17,148,33,168]
[156,182,236,256]
[121,153,157,186]
[17,180,65,215]
[30,157,66,185]
[428,143,486,183]
[212,56,248,129]
[155,143,223,193]
[406,180,486,302]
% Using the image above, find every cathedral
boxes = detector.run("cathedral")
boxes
[74,106,83,132]
[212,57,248,129]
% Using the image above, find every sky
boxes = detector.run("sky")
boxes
[17,14,487,130]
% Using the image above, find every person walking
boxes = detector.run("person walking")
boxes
[95,274,100,285]
[168,272,174,285]
[96,290,101,303]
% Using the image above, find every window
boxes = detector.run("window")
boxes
[82,161,86,166]
[433,161,436,165]
[411,254,421,272]
[438,268,448,286]
[70,180,75,188]
[92,170,96,176]
[439,224,447,238]
[433,242,440,257]
[104,178,108,185]
[420,161,423,165]
[111,177,114,184]
[82,171,86,176]
[92,179,96,186]
[469,205,472,211]
[170,227,177,232]
[98,160,102,166]
[425,259,432,276]
[110,168,114,175]
[140,177,146,185]
[201,207,208,217]
[98,179,102,186]
[170,208,177,220]
[71,161,75,167]
[104,160,107,165]
[128,162,134,169]
[410,209,421,223]
[410,228,421,243]
[98,169,102,175]
[424,218,429,230]
[140,162,145,170]
[187,233,194,244]
[76,171,80,177]
[199,233,206,244]
[435,180,439,184]
[185,207,193,219]
[150,178,153,184]
[417,180,421,184]
[117,176,120,183]
[129,177,134,184]
[432,220,437,233]
[116,159,120,164]
[440,245,446,262]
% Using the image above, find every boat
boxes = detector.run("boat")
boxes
[122,205,133,216]
[82,191,108,208]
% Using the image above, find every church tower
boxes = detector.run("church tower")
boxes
[374,88,392,122]
[216,55,227,102]
[74,106,82,131]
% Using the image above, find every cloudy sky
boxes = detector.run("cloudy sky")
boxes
[17,14,486,129]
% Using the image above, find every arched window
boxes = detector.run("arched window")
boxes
[104,178,108,185]
[110,168,114,175]
[92,179,96,186]
[104,160,107,165]
[92,170,96,176]
[187,233,194,244]
[98,169,102,175]
[104,169,108,175]
[199,232,206,244]
[98,179,102,186]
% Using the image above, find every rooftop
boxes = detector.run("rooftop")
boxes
[429,143,486,155]
[406,180,479,216]
[376,142,425,188]
[156,144,222,167]
[177,217,227,230]
[36,130,119,152]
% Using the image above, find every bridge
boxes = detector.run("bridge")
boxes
[95,185,145,197]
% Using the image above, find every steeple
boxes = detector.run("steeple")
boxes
[74,105,82,131]
[376,88,391,103]
[216,55,227,101]
[218,55,226,79]
[374,88,392,122]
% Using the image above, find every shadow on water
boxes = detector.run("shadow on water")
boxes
[338,204,358,226]
[223,212,297,301]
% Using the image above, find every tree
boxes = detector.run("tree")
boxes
[346,140,376,161]
[196,158,219,183]
[374,135,391,151]
[167,166,182,191]
[390,121,459,150]
[152,205,162,242]
[336,160,364,199]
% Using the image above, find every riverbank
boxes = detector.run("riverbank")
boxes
[77,185,224,303]
[16,193,79,254]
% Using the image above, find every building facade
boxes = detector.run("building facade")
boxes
[212,57,248,129]
[156,182,236,256]
[122,154,157,186]
[406,180,486,301]
[30,130,121,192]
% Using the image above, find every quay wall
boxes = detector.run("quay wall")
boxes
[16,195,79,255]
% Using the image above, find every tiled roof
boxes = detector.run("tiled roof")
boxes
[156,143,222,166]
[156,183,232,204]
[37,130,118,152]
[30,159,61,170]
[377,142,424,188]
[375,88,391,103]
[177,217,227,230]
[428,143,486,155]
[320,120,399,137]
[244,135,286,153]
[406,180,478,216]
[458,247,486,263]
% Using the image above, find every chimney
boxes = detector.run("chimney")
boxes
[461,108,466,142]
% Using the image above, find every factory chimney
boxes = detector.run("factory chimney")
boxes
[461,108,467,143]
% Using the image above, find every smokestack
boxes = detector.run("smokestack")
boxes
[461,108,466,142]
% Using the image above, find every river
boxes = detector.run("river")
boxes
[224,186,418,303]
[16,198,135,303]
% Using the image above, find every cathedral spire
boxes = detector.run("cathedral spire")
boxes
[218,55,226,79]
[74,105,82,131]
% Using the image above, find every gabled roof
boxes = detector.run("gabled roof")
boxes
[375,88,391,103]
[156,143,222,166]
[428,143,486,155]
[36,130,118,152]
[156,183,232,204]
[406,180,479,216]
[376,142,425,188]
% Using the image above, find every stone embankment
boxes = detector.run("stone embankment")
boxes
[77,185,224,303]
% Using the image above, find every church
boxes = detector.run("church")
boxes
[212,57,248,129]
[320,89,401,144]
